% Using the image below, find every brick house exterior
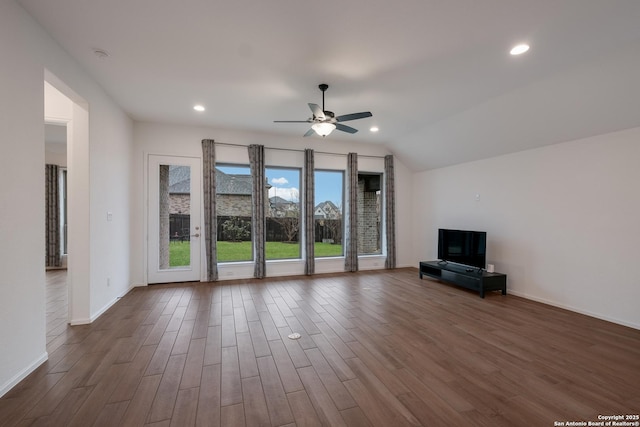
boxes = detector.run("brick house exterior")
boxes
[357,174,381,254]
[215,169,271,217]
[168,166,191,215]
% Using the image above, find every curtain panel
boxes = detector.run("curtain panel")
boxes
[304,149,315,275]
[202,139,218,281]
[384,155,397,269]
[249,144,266,278]
[45,164,61,268]
[344,152,358,272]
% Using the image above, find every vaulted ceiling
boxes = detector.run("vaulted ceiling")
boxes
[21,0,640,171]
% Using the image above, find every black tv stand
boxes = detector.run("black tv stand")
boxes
[419,261,507,298]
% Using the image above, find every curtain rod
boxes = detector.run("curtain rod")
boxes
[213,141,388,159]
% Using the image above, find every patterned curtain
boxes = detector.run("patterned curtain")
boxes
[45,164,61,267]
[304,149,315,275]
[344,152,358,272]
[202,139,218,281]
[384,155,397,269]
[249,144,266,278]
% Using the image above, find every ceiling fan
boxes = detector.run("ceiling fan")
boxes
[274,84,372,137]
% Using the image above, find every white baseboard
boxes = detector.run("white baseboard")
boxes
[69,317,92,326]
[508,290,640,330]
[0,352,48,398]
[70,284,137,325]
[90,284,136,323]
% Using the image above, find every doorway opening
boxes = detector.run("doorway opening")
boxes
[45,71,90,327]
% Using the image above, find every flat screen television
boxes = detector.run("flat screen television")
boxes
[438,229,487,269]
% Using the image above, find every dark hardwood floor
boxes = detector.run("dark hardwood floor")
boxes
[44,270,68,353]
[1,268,639,426]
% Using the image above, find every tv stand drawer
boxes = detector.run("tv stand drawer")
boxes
[441,270,480,290]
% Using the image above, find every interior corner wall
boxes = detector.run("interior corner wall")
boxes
[412,127,640,329]
[0,0,133,396]
[131,121,414,283]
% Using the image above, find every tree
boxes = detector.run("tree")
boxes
[325,218,342,244]
[274,194,299,242]
[276,216,299,243]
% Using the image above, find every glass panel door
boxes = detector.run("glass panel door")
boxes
[148,155,201,283]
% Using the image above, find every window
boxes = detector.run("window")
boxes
[164,164,192,268]
[357,172,382,255]
[314,170,344,257]
[266,167,301,260]
[216,164,253,262]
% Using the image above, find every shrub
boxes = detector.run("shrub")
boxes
[221,217,251,241]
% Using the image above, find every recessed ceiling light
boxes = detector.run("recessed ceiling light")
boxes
[510,44,530,55]
[193,105,205,112]
[370,126,379,132]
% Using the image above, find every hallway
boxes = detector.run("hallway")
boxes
[45,270,68,354]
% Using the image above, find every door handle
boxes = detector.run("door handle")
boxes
[191,233,200,238]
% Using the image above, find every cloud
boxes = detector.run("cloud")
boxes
[269,186,299,201]
[271,177,288,185]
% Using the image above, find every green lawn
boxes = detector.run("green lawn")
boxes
[169,240,343,264]
[313,242,344,257]
[169,240,190,267]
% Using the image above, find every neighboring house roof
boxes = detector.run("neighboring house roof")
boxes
[315,200,339,212]
[270,196,294,206]
[314,200,341,219]
[270,196,298,218]
[216,168,270,195]
[168,167,272,195]
[169,165,190,194]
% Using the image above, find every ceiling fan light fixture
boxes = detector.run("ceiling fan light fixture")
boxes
[312,122,336,137]
[510,43,530,55]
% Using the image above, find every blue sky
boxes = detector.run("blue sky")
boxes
[314,171,344,210]
[217,166,343,210]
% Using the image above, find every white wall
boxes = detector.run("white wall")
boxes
[0,0,48,397]
[132,121,414,284]
[0,0,133,396]
[44,83,70,166]
[413,127,640,329]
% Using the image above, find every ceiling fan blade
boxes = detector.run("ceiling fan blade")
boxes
[274,120,311,123]
[308,103,326,120]
[303,128,315,137]
[335,123,358,134]
[335,111,372,122]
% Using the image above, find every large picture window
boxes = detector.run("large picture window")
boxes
[314,170,344,257]
[266,167,301,260]
[215,164,253,262]
[357,172,383,255]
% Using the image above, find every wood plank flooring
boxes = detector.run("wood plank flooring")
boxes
[2,268,639,426]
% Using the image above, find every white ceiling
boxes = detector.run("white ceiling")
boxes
[20,0,640,171]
